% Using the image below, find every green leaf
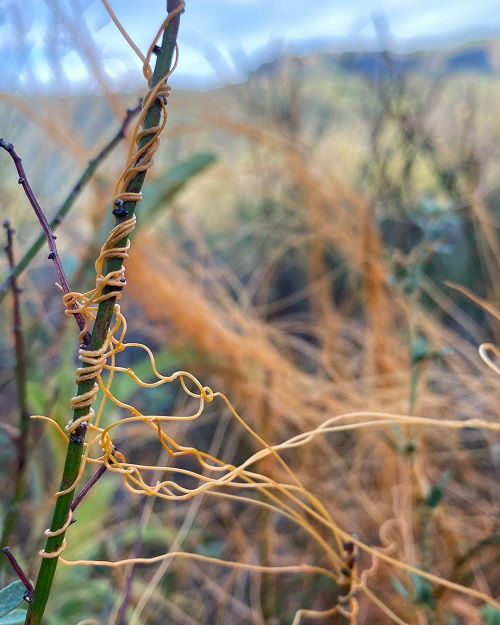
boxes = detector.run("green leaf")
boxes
[0,581,25,618]
[391,576,410,599]
[411,336,450,368]
[482,606,500,625]
[0,609,28,624]
[410,573,433,605]
[426,471,451,508]
[140,152,217,222]
[26,380,49,415]
[62,480,116,561]
[411,336,429,366]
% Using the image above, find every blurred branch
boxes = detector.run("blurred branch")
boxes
[0,222,29,562]
[0,101,141,304]
[114,498,149,625]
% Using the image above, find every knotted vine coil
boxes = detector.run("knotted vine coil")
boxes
[38,1,184,559]
[32,2,500,622]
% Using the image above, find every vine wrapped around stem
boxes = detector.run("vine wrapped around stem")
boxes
[24,3,184,624]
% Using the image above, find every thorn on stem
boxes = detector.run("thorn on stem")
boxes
[69,421,87,444]
[112,199,128,218]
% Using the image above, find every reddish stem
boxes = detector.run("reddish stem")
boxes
[2,547,34,599]
[0,139,89,344]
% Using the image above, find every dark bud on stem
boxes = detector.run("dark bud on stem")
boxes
[112,199,128,218]
[69,422,87,444]
[152,44,161,55]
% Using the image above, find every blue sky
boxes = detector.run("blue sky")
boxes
[2,0,500,90]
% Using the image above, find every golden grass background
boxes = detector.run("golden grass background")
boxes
[0,15,499,625]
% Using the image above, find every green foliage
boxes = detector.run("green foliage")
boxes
[411,335,452,366]
[411,335,430,366]
[425,471,451,509]
[0,609,28,624]
[391,576,411,600]
[25,381,48,416]
[0,581,25,619]
[62,479,115,562]
[140,152,217,223]
[482,606,500,625]
[392,574,434,607]
[410,573,434,606]
[108,347,184,407]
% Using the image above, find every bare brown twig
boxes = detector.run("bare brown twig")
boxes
[0,139,89,343]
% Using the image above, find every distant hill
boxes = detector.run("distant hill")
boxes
[251,40,500,82]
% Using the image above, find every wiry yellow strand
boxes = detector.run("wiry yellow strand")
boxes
[36,1,184,559]
[31,5,500,625]
[35,311,500,619]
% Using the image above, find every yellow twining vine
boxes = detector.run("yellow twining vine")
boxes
[31,4,500,624]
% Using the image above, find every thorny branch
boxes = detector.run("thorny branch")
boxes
[0,139,89,343]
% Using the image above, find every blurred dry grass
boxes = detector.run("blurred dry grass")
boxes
[0,5,499,625]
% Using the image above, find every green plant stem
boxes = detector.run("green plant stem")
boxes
[1,223,29,567]
[24,5,182,623]
[0,103,141,303]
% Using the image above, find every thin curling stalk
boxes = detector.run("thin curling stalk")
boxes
[24,4,183,624]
